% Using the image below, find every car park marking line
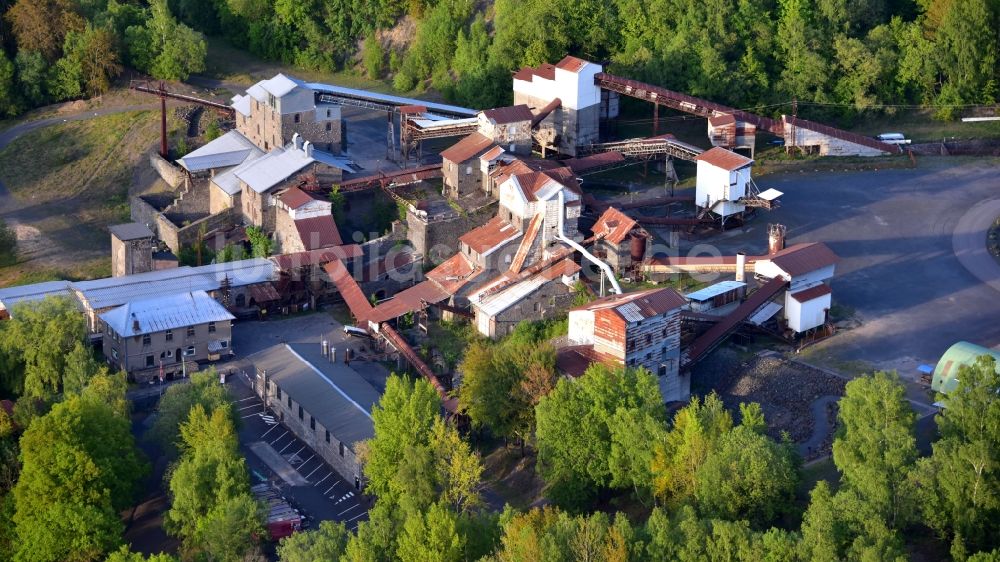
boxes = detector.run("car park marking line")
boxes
[313,473,331,487]
[302,463,322,480]
[289,445,306,459]
[297,454,316,468]
[269,431,288,446]
[238,403,262,411]
[238,396,257,402]
[260,425,280,439]
[345,512,366,523]
[277,441,296,455]
[324,482,340,495]
[241,411,264,419]
[338,504,361,517]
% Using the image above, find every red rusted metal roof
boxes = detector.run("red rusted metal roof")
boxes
[482,105,534,124]
[459,216,520,256]
[271,245,364,270]
[695,147,753,171]
[294,215,343,249]
[556,345,619,378]
[574,287,687,321]
[426,253,476,295]
[366,281,450,324]
[250,283,281,303]
[513,63,557,82]
[541,258,580,280]
[398,104,427,114]
[708,114,737,127]
[280,186,319,210]
[440,132,495,164]
[565,152,626,174]
[489,158,560,186]
[769,242,839,277]
[592,206,638,245]
[509,167,581,202]
[323,259,372,322]
[790,283,832,303]
[555,56,589,73]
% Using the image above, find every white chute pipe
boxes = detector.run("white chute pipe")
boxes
[556,190,622,295]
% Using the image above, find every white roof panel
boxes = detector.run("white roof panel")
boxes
[177,131,262,172]
[685,280,747,302]
[100,290,235,337]
[758,188,784,201]
[0,280,75,310]
[246,83,267,102]
[231,94,251,117]
[748,301,783,325]
[307,82,477,116]
[235,147,314,193]
[261,74,303,98]
[212,151,265,195]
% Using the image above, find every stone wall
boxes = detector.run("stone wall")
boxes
[406,202,496,265]
[131,196,235,254]
[149,153,186,188]
[488,280,575,338]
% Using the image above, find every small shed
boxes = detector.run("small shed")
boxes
[684,281,746,313]
[931,341,1000,394]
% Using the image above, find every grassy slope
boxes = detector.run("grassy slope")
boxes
[0,111,172,286]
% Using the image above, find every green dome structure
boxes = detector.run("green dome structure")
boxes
[932,341,1000,394]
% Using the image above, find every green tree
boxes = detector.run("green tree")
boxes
[695,423,799,524]
[13,395,147,562]
[0,53,24,117]
[277,520,349,562]
[397,502,464,562]
[833,371,917,529]
[362,33,384,78]
[148,369,234,457]
[246,226,273,258]
[5,0,85,62]
[328,184,346,223]
[933,0,998,105]
[125,0,206,81]
[535,363,663,508]
[62,340,108,397]
[204,119,222,141]
[914,355,1000,550]
[0,295,87,400]
[104,546,177,561]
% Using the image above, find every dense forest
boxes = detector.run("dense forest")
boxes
[1,0,999,121]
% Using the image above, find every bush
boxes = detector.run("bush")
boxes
[0,219,16,267]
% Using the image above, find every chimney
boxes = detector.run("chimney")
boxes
[303,141,313,158]
[292,133,302,150]
[735,252,746,283]
[131,312,140,333]
[768,223,786,255]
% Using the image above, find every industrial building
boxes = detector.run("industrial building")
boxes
[99,290,235,380]
[931,341,1000,394]
[250,343,381,486]
[110,223,155,277]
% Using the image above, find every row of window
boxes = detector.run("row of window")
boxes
[139,324,214,346]
[275,385,346,458]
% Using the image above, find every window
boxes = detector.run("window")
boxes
[645,352,652,361]
[298,406,303,420]
[287,395,292,408]
[533,302,540,312]
[659,364,667,377]
[325,122,332,131]
[166,349,173,357]
[310,417,315,430]
[165,329,173,341]
[220,340,228,349]
[325,430,330,443]
[111,348,118,360]
[294,113,300,123]
[184,346,195,356]
[645,334,651,345]
[326,109,331,118]
[339,442,345,457]
[146,355,154,367]
[208,322,216,333]
[276,387,282,400]
[142,334,151,346]
[236,294,246,307]
[186,326,195,337]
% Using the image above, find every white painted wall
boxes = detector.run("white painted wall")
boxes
[289,199,332,220]
[785,290,831,332]
[276,87,314,115]
[567,309,595,345]
[695,161,749,219]
[512,60,603,111]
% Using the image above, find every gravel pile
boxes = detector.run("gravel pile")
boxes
[693,349,846,444]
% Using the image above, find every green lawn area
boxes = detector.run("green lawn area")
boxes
[0,110,180,287]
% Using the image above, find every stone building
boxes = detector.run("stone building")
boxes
[232,74,343,154]
[110,223,155,277]
[563,287,688,401]
[236,137,345,233]
[590,207,650,274]
[477,105,534,156]
[273,187,342,254]
[470,258,580,338]
[251,343,381,487]
[99,290,234,381]
[440,133,495,199]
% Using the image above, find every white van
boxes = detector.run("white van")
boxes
[343,325,370,338]
[876,133,910,144]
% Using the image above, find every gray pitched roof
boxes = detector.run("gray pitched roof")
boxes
[250,343,380,450]
[177,131,263,173]
[109,223,154,241]
[0,281,74,311]
[99,290,234,337]
[235,147,315,193]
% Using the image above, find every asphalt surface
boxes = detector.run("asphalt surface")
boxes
[665,158,1000,376]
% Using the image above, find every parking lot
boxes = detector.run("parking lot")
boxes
[228,369,370,530]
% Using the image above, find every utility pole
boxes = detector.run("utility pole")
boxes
[159,82,168,158]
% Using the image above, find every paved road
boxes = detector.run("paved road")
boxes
[668,158,1000,376]
[953,198,1000,293]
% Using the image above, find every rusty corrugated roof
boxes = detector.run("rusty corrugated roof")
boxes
[769,242,839,277]
[565,152,626,174]
[556,345,618,378]
[280,186,319,210]
[573,287,687,321]
[789,283,832,303]
[459,216,521,256]
[695,147,753,171]
[366,281,450,324]
[555,56,589,73]
[513,63,556,82]
[323,259,372,322]
[440,132,495,164]
[271,245,363,270]
[294,215,343,249]
[708,114,737,127]
[592,207,637,245]
[426,252,476,295]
